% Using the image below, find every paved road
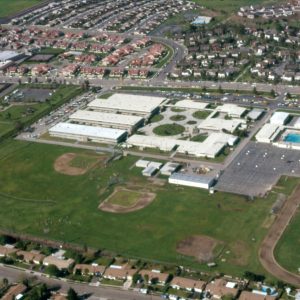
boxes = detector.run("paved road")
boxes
[0,264,160,300]
[259,185,300,287]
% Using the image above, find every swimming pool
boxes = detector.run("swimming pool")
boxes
[284,133,300,143]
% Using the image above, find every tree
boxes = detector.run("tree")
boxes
[2,277,8,288]
[67,288,79,300]
[45,264,61,277]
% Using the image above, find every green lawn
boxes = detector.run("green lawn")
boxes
[153,124,185,136]
[170,115,186,121]
[107,189,141,207]
[0,0,42,18]
[149,114,164,123]
[69,155,98,169]
[0,139,298,277]
[191,0,283,12]
[274,210,300,274]
[192,110,211,120]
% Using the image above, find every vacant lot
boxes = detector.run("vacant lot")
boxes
[0,139,298,277]
[0,0,42,18]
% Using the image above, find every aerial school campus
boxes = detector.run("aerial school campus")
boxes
[0,0,299,299]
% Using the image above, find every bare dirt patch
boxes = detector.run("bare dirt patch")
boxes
[176,235,220,262]
[99,187,156,213]
[54,153,103,176]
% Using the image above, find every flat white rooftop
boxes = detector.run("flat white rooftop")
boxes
[247,108,264,120]
[216,104,247,118]
[88,93,165,115]
[174,100,209,110]
[198,117,243,133]
[256,123,280,143]
[49,122,126,140]
[69,110,143,127]
[127,132,236,158]
[270,112,289,125]
[0,50,20,61]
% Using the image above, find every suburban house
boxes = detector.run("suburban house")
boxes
[171,276,206,293]
[205,279,239,299]
[139,270,169,285]
[43,256,75,270]
[74,264,106,276]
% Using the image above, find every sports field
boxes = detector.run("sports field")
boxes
[0,139,299,277]
[0,0,42,18]
[192,0,284,12]
[274,211,300,274]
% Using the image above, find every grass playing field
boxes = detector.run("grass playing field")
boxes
[0,139,299,278]
[274,211,300,274]
[192,0,284,12]
[0,0,42,18]
[106,189,142,207]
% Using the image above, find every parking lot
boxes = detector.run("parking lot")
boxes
[215,141,300,197]
[4,88,53,103]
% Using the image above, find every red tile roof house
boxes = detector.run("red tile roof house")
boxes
[80,66,105,78]
[139,270,169,285]
[109,68,124,78]
[31,64,51,76]
[171,276,206,293]
[60,64,79,77]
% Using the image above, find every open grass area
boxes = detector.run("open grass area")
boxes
[192,110,211,120]
[191,0,282,12]
[107,189,141,207]
[274,210,300,274]
[0,0,42,18]
[170,115,186,121]
[149,114,164,123]
[153,124,185,136]
[0,139,298,277]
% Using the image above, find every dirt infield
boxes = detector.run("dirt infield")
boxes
[54,153,101,176]
[99,187,156,213]
[259,185,300,287]
[176,235,220,262]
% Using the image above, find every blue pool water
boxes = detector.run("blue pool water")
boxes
[284,133,300,143]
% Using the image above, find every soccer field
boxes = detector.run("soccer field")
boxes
[0,0,42,18]
[0,139,298,277]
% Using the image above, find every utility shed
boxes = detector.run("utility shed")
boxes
[269,112,289,125]
[169,173,215,189]
[135,159,150,168]
[160,162,181,176]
